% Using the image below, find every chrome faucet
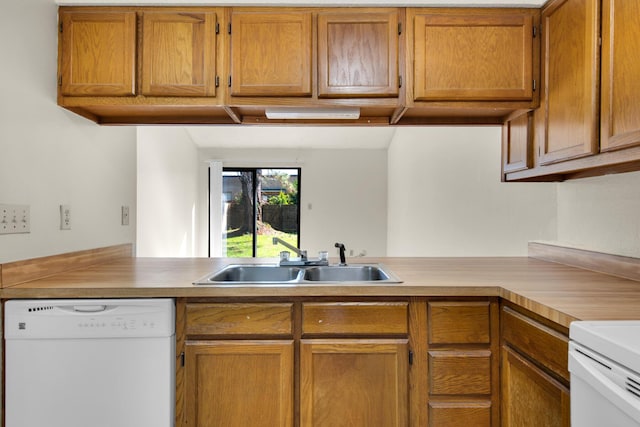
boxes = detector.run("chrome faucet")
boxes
[272,237,329,266]
[272,237,307,261]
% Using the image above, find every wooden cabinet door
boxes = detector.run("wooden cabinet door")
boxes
[141,11,218,97]
[501,346,570,427]
[300,339,409,427]
[59,11,136,96]
[600,0,640,152]
[185,340,294,427]
[537,0,599,165]
[502,111,533,174]
[229,11,312,97]
[317,10,399,98]
[412,11,534,101]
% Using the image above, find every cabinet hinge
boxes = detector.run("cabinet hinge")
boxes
[398,75,402,89]
[215,76,220,88]
[398,22,402,35]
[408,350,414,365]
[58,75,62,86]
[180,352,185,367]
[533,79,537,92]
[228,76,232,88]
[59,22,63,33]
[533,25,536,38]
[215,22,220,35]
[228,23,232,35]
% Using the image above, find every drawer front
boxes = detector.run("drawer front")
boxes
[428,350,492,395]
[502,306,569,381]
[428,301,491,344]
[186,303,293,336]
[428,401,492,427]
[302,302,408,335]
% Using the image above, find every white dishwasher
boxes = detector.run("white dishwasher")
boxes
[569,321,640,427]
[4,298,175,427]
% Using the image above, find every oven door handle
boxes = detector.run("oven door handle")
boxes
[570,349,640,421]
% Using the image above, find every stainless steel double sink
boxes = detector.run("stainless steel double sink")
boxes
[194,264,402,285]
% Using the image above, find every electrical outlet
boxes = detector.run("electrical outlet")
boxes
[121,206,130,226]
[60,205,71,230]
[0,204,30,235]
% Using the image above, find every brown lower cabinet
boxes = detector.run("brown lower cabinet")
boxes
[300,339,408,427]
[185,340,294,427]
[178,299,411,427]
[425,299,500,427]
[501,304,570,427]
[177,298,569,427]
[501,346,570,427]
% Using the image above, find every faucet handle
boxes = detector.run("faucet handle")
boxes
[279,251,290,263]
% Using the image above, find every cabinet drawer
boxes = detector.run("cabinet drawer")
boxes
[428,401,491,427]
[186,303,293,336]
[502,306,569,381]
[428,301,490,344]
[302,302,408,335]
[428,350,492,395]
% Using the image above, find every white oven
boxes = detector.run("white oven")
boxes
[569,321,640,427]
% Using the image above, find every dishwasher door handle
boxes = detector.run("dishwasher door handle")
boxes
[72,305,108,313]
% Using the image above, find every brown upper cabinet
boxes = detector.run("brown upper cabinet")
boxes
[228,8,401,100]
[409,9,536,102]
[141,11,219,97]
[57,6,233,125]
[599,0,640,152]
[317,10,400,98]
[502,111,534,175]
[536,0,600,166]
[57,6,543,127]
[229,10,312,97]
[59,10,136,96]
[504,0,640,181]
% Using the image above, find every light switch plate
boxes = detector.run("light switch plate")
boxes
[0,204,31,235]
[121,206,130,226]
[60,205,71,230]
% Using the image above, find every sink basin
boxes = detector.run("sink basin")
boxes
[197,265,303,284]
[194,264,401,285]
[303,265,398,282]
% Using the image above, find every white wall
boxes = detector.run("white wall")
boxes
[139,127,566,259]
[0,0,136,263]
[555,171,640,258]
[387,127,557,256]
[137,128,200,257]
[196,147,388,258]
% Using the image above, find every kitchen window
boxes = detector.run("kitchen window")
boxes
[212,167,300,258]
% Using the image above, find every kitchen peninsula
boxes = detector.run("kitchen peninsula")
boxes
[3,244,639,326]
[2,243,640,426]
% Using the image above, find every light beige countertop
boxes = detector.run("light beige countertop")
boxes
[3,256,640,328]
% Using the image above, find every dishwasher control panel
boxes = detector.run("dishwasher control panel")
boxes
[5,299,175,339]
